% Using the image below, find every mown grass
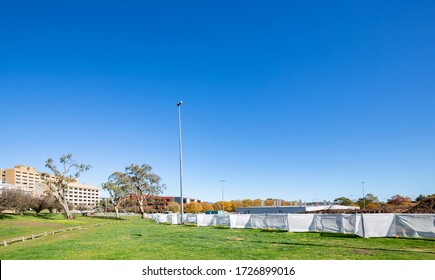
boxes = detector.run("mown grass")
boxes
[0,213,126,240]
[1,215,434,260]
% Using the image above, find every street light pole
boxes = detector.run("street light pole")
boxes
[220,180,225,212]
[177,101,184,224]
[361,181,366,210]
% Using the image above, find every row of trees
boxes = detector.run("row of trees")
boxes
[174,193,431,214]
[0,188,66,214]
[333,193,427,209]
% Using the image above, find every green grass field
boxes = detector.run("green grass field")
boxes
[1,213,434,260]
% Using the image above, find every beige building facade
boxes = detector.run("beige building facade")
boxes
[1,165,47,196]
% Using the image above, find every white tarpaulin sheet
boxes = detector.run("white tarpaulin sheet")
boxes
[313,214,343,233]
[154,213,171,223]
[170,214,180,225]
[245,214,288,230]
[287,214,315,232]
[212,215,231,227]
[395,214,435,238]
[230,214,252,229]
[183,214,197,224]
[147,213,435,239]
[342,214,361,235]
[196,214,215,226]
[359,214,395,237]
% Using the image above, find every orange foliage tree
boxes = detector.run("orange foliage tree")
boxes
[201,202,214,211]
[387,194,413,206]
[184,202,203,213]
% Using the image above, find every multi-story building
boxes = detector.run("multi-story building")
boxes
[173,197,202,204]
[1,168,5,183]
[0,165,100,209]
[0,182,32,195]
[125,194,174,212]
[65,182,100,209]
[1,165,48,196]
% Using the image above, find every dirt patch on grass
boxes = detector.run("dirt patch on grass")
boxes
[228,236,245,242]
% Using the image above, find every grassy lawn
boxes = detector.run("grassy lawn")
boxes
[0,213,126,241]
[1,214,434,260]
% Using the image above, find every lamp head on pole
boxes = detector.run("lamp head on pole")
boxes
[177,101,183,106]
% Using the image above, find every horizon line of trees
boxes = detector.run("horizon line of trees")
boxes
[1,153,434,218]
[163,193,435,214]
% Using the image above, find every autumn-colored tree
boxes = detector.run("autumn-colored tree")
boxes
[228,200,243,212]
[281,200,291,206]
[241,199,255,207]
[201,202,214,211]
[264,199,275,206]
[387,194,413,206]
[165,202,181,213]
[184,202,203,213]
[213,201,224,211]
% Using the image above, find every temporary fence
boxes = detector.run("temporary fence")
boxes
[146,213,435,238]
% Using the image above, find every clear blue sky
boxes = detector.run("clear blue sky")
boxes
[1,0,434,203]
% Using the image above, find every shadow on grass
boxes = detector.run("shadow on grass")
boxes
[0,214,16,220]
[320,232,360,238]
[91,216,125,221]
[247,238,435,256]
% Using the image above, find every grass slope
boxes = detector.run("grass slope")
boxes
[0,213,124,241]
[1,215,434,260]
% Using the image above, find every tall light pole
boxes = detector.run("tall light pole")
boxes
[220,179,225,212]
[177,101,184,223]
[361,181,366,210]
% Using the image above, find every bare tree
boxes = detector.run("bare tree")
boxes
[0,188,32,214]
[44,153,91,220]
[76,203,89,214]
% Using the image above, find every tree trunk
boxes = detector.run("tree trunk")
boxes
[138,200,145,219]
[58,198,74,220]
[114,206,119,218]
[64,205,74,220]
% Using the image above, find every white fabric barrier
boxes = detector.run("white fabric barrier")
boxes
[212,215,231,227]
[146,213,435,238]
[395,214,435,238]
[238,214,288,230]
[287,214,315,232]
[360,214,395,237]
[230,214,252,229]
[196,214,215,226]
[312,214,343,233]
[170,214,180,225]
[184,214,197,224]
[154,213,171,223]
[342,214,361,235]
